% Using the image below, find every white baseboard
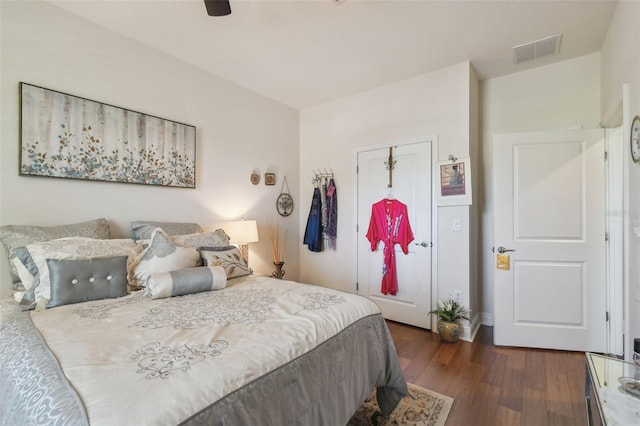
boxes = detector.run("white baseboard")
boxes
[459,312,493,342]
[480,311,494,326]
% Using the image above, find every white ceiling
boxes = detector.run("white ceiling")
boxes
[48,0,618,109]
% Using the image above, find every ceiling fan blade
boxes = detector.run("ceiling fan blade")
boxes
[204,0,231,16]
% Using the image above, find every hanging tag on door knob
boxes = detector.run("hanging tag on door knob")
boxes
[497,254,510,270]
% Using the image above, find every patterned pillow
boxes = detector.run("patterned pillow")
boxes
[46,256,129,308]
[130,221,202,241]
[147,265,227,299]
[129,228,201,288]
[199,246,252,279]
[12,237,142,310]
[0,218,110,288]
[171,229,230,249]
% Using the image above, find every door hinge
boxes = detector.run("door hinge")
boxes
[356,165,359,174]
[356,282,359,291]
[606,311,609,322]
[604,151,608,161]
[605,232,609,242]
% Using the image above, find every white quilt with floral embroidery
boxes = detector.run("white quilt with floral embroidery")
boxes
[28,275,384,426]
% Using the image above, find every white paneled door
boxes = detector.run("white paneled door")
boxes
[357,141,432,328]
[493,129,606,352]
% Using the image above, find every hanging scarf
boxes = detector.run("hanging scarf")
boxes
[325,178,338,250]
[320,179,328,247]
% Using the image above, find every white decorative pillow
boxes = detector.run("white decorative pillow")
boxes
[171,229,230,249]
[147,265,227,299]
[199,246,252,279]
[129,228,201,288]
[0,218,110,289]
[12,237,143,310]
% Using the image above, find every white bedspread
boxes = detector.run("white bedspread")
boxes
[29,275,382,425]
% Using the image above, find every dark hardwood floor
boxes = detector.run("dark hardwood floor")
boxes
[386,321,587,426]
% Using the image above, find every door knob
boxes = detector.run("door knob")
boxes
[496,246,515,254]
[415,242,429,247]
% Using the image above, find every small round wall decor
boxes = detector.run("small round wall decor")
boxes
[250,172,260,185]
[277,176,293,217]
[277,193,294,217]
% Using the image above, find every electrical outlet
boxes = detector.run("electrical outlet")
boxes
[452,219,461,231]
[454,290,462,303]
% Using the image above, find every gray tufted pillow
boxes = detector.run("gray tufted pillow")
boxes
[46,256,128,308]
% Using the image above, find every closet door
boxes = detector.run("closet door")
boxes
[356,140,432,328]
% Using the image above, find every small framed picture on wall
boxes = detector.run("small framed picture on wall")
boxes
[435,157,472,206]
[265,173,276,185]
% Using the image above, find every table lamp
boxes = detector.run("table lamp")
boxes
[229,219,259,264]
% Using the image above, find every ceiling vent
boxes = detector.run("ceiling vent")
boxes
[513,34,562,64]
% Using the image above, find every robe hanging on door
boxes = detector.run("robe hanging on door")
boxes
[365,198,414,295]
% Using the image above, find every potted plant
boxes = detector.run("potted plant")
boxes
[267,218,287,279]
[428,297,470,342]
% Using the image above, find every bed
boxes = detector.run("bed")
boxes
[0,220,407,425]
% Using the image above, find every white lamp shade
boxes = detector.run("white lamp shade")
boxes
[229,220,259,244]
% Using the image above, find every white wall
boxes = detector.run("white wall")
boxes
[601,0,640,360]
[479,53,602,323]
[299,62,476,320]
[468,67,480,332]
[0,0,300,297]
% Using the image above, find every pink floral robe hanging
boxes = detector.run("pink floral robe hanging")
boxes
[365,199,414,295]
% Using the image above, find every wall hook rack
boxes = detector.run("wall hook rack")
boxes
[311,168,334,185]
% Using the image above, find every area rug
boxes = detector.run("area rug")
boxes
[347,383,454,426]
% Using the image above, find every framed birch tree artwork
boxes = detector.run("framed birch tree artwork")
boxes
[19,82,196,188]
